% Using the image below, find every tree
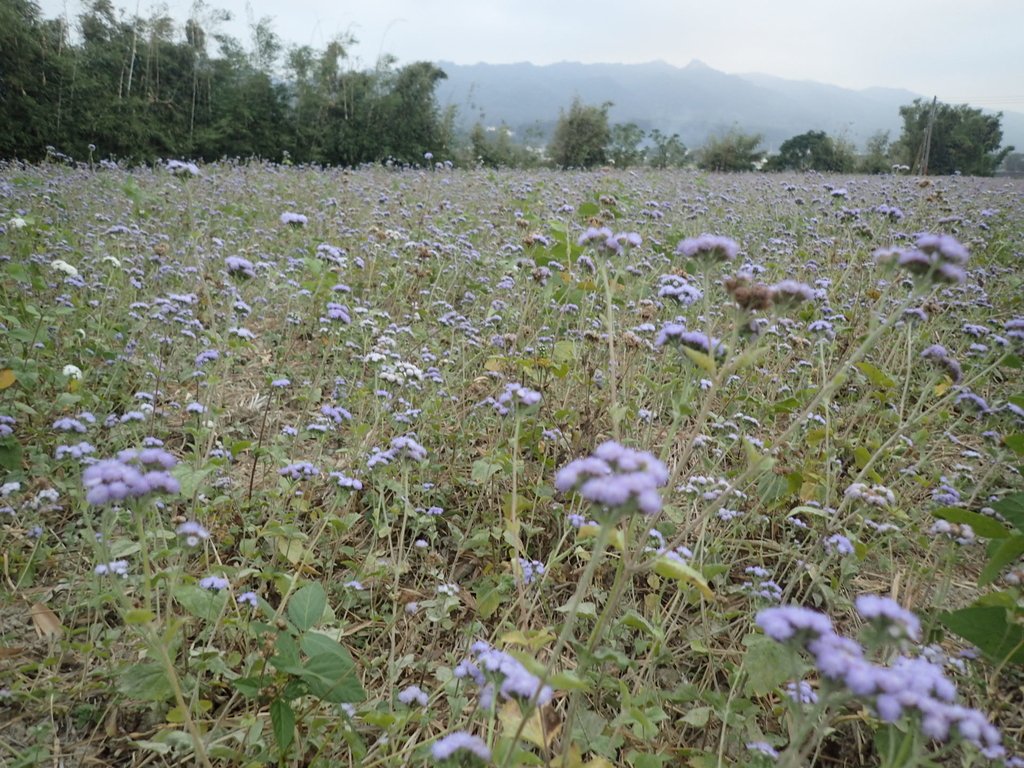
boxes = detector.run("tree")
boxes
[999,152,1024,176]
[894,98,1013,176]
[764,130,853,172]
[858,130,892,174]
[548,99,611,169]
[647,129,688,169]
[697,129,764,172]
[607,122,645,167]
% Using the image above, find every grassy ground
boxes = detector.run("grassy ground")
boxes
[1,162,1022,767]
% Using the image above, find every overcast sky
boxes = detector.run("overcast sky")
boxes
[38,0,1024,113]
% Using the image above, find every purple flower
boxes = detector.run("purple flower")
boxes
[176,521,210,547]
[53,417,88,433]
[94,559,129,577]
[676,234,739,262]
[397,685,428,706]
[785,680,818,704]
[279,461,320,480]
[517,558,546,586]
[82,460,145,505]
[555,441,668,517]
[490,382,542,415]
[855,595,921,642]
[771,279,815,306]
[756,605,833,643]
[199,575,230,591]
[237,591,259,608]
[280,212,308,226]
[431,732,491,761]
[225,255,256,278]
[195,349,220,367]
[746,742,780,760]
[329,472,363,490]
[655,325,725,357]
[823,533,854,556]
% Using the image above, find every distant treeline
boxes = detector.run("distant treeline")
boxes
[1,0,453,165]
[1,0,1016,174]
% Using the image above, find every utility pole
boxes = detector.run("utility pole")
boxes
[913,96,938,175]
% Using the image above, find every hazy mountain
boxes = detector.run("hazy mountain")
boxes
[434,59,1024,152]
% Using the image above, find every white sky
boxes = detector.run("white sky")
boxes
[37,0,1024,113]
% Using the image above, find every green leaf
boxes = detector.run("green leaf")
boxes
[993,494,1024,533]
[1004,434,1024,456]
[300,653,366,703]
[288,582,326,631]
[742,634,800,696]
[471,459,502,484]
[118,662,173,702]
[681,346,716,374]
[940,606,1024,665]
[619,611,663,640]
[271,698,295,755]
[299,630,366,704]
[855,361,895,388]
[0,439,24,472]
[653,556,714,600]
[980,535,1024,586]
[932,507,1012,539]
[681,706,712,727]
[174,585,227,622]
[270,631,304,676]
[553,339,576,363]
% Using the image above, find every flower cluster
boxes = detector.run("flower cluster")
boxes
[555,440,668,517]
[874,233,969,284]
[757,600,1006,759]
[225,255,255,278]
[82,449,180,506]
[367,435,428,467]
[278,461,320,480]
[921,344,963,383]
[482,381,542,415]
[844,482,895,508]
[280,211,308,226]
[431,731,491,762]
[454,640,553,709]
[654,323,725,357]
[676,233,739,262]
[577,226,641,256]
[516,557,546,586]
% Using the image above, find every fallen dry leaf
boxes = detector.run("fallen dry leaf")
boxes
[29,601,65,639]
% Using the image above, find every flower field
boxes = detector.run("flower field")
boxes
[1,161,1023,767]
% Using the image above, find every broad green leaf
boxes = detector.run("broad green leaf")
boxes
[287,582,326,631]
[993,494,1024,533]
[855,361,895,388]
[619,611,662,640]
[271,698,295,754]
[940,605,1024,665]
[471,459,502,484]
[553,339,577,363]
[742,634,801,696]
[681,347,716,374]
[118,662,173,702]
[980,535,1024,586]
[1004,434,1024,456]
[653,556,714,600]
[301,653,366,703]
[932,507,1012,539]
[174,585,227,622]
[681,706,712,727]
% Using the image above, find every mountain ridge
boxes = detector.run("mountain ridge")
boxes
[432,59,1024,152]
